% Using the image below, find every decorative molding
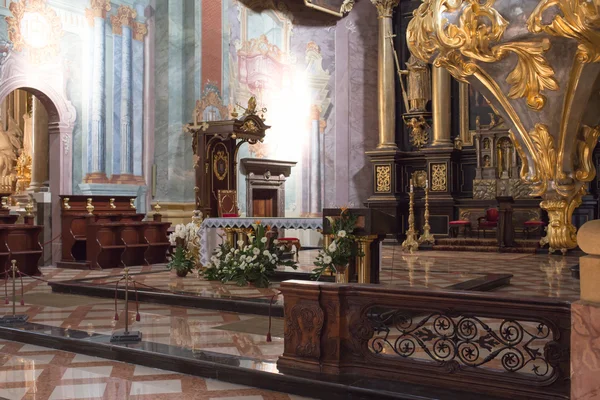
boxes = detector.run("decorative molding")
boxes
[5,0,64,64]
[110,5,136,35]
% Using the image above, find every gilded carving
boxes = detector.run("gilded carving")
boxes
[430,163,447,192]
[402,55,431,112]
[370,0,400,18]
[403,115,429,149]
[6,0,64,64]
[375,165,391,193]
[132,22,148,41]
[406,0,600,252]
[213,150,228,181]
[407,0,558,111]
[412,170,427,189]
[110,5,136,35]
[240,119,259,134]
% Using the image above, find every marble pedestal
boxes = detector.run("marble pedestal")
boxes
[571,300,600,400]
[32,192,52,266]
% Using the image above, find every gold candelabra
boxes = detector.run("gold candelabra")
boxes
[418,179,435,245]
[402,179,419,253]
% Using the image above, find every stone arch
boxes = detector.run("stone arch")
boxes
[0,51,77,262]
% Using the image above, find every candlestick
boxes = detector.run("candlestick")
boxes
[402,186,419,253]
[419,185,435,245]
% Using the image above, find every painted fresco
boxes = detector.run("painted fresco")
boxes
[226,0,335,217]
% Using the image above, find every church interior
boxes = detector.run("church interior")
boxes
[0,0,598,399]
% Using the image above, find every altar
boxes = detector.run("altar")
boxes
[199,217,323,266]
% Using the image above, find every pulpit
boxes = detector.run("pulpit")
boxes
[184,98,270,219]
[322,208,396,284]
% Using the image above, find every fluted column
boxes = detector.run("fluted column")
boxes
[431,66,452,147]
[371,0,399,150]
[28,97,49,191]
[85,0,111,183]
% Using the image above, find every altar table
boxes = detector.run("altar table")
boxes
[199,217,323,266]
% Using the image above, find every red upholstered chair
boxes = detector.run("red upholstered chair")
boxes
[218,190,238,218]
[277,237,301,260]
[477,208,499,238]
[448,220,471,238]
[523,220,545,239]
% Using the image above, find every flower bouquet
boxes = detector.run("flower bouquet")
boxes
[312,208,363,282]
[202,222,298,288]
[167,222,201,277]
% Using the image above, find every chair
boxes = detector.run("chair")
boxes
[523,220,545,239]
[217,190,238,217]
[448,220,471,238]
[477,208,499,238]
[278,237,302,261]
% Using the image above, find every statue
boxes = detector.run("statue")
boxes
[15,151,31,193]
[403,115,430,149]
[403,55,431,112]
[245,96,257,116]
[0,115,22,191]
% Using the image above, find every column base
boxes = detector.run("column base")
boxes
[84,172,109,183]
[110,174,146,185]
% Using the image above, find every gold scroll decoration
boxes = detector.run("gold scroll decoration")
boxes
[375,165,392,193]
[430,163,447,192]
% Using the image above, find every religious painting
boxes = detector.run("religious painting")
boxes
[304,0,354,17]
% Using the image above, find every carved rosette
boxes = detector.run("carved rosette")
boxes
[370,0,400,18]
[407,0,600,253]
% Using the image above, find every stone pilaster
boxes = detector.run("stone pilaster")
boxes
[84,0,111,183]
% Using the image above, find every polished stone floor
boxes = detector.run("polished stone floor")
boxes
[0,339,308,400]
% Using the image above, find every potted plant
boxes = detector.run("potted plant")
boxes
[202,222,297,287]
[312,208,363,283]
[167,245,194,277]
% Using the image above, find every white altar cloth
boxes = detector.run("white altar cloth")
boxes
[199,217,323,266]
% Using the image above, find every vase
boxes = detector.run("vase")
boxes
[176,269,188,278]
[335,264,348,283]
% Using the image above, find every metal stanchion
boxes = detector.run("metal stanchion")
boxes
[111,268,142,343]
[0,260,28,324]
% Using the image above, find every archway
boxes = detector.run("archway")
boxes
[0,82,75,264]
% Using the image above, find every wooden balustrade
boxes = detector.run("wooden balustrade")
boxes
[277,280,570,400]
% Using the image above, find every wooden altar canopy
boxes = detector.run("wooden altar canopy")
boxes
[184,100,270,218]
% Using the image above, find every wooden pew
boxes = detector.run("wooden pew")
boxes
[0,204,42,276]
[86,220,171,270]
[58,195,142,269]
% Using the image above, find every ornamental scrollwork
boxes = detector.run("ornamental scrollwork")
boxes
[430,163,447,192]
[375,165,392,193]
[367,307,558,378]
[407,0,558,110]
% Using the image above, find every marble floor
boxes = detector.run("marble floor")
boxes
[0,339,308,400]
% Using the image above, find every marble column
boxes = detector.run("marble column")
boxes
[85,0,111,183]
[121,24,133,176]
[431,66,452,147]
[371,0,399,150]
[28,97,49,192]
[572,220,600,399]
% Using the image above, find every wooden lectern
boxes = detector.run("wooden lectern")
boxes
[184,98,270,219]
[322,208,396,284]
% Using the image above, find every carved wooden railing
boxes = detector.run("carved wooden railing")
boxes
[277,281,570,400]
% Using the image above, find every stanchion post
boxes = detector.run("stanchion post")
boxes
[0,260,28,325]
[110,267,142,343]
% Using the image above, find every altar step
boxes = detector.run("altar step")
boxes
[432,238,540,254]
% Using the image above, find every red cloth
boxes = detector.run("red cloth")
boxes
[222,213,239,218]
[524,220,545,226]
[449,220,471,226]
[479,221,497,228]
[278,238,300,242]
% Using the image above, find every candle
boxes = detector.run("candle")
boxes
[410,179,414,193]
[426,179,429,189]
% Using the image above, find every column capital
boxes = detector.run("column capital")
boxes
[132,21,148,41]
[85,0,111,26]
[111,5,137,35]
[370,0,399,18]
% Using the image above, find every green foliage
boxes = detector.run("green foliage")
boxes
[166,245,195,274]
[201,223,298,288]
[312,209,364,280]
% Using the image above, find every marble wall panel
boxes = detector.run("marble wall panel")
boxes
[571,300,600,400]
[112,36,123,176]
[132,39,144,176]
